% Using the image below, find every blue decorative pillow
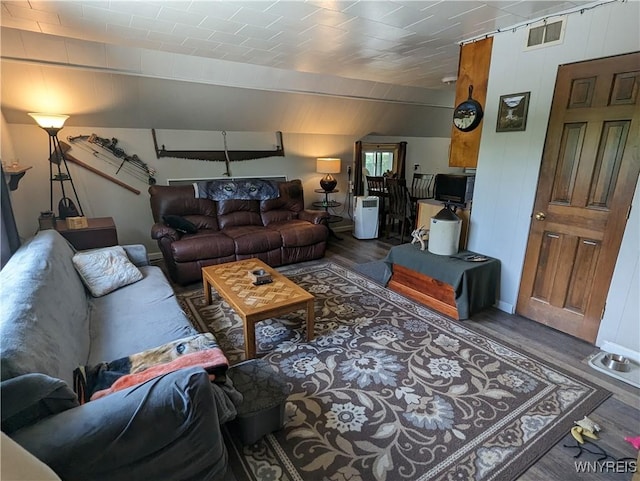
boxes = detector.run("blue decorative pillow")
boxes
[163,215,197,234]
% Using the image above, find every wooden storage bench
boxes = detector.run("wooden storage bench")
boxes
[383,244,500,320]
[389,264,458,319]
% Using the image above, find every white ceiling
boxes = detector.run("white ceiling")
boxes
[0,1,599,136]
[1,0,595,88]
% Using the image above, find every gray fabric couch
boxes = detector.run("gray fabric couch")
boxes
[0,230,233,481]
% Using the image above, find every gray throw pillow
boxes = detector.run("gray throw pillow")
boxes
[72,246,143,297]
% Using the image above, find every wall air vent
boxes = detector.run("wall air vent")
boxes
[525,16,566,49]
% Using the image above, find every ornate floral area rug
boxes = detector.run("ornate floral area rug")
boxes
[177,261,610,481]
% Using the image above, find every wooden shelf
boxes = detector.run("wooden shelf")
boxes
[3,166,32,191]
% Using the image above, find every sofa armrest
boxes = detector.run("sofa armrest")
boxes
[150,222,180,242]
[299,209,330,225]
[1,374,79,435]
[11,368,228,481]
[122,244,150,267]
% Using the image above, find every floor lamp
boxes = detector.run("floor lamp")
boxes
[28,113,84,218]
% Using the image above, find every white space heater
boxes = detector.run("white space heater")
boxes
[353,196,379,239]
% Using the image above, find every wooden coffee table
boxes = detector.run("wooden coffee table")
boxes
[202,259,315,360]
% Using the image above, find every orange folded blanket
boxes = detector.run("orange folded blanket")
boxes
[91,349,228,401]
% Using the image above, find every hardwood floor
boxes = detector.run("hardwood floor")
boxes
[157,232,639,481]
[325,234,639,481]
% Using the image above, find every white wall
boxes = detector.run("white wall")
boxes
[0,113,17,165]
[362,135,462,182]
[596,180,640,359]
[4,123,452,249]
[469,0,640,350]
[4,123,357,250]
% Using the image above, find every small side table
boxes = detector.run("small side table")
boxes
[313,189,343,240]
[55,217,118,250]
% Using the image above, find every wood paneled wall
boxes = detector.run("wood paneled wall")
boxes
[449,37,493,168]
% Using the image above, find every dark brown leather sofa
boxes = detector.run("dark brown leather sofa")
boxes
[149,179,329,285]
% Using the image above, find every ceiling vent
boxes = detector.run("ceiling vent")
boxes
[525,16,566,49]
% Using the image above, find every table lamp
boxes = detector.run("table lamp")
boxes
[316,157,341,192]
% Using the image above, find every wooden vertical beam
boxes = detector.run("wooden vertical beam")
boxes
[449,37,493,168]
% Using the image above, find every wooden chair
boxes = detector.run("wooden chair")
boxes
[410,173,434,201]
[385,178,414,243]
[366,176,387,235]
[365,176,385,196]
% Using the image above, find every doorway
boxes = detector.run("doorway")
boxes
[516,52,639,343]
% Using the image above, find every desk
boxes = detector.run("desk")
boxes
[383,243,500,320]
[55,217,118,250]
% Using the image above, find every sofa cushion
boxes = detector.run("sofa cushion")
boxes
[87,266,198,365]
[187,214,219,231]
[1,373,79,435]
[261,179,304,213]
[162,215,198,234]
[217,200,262,228]
[170,230,236,263]
[261,209,298,225]
[221,225,282,254]
[72,246,144,297]
[11,368,230,481]
[0,230,90,385]
[269,220,330,247]
[149,184,218,219]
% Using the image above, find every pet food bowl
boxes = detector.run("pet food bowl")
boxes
[601,353,631,372]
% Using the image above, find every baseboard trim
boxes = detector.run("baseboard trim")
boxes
[599,341,640,364]
[148,251,163,261]
[497,300,514,314]
[331,224,353,232]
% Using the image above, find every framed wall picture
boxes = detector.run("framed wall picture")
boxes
[496,92,530,132]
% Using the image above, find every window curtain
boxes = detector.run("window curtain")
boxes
[397,142,407,180]
[1,166,21,269]
[353,141,364,196]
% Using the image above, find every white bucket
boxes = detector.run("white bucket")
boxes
[428,208,462,256]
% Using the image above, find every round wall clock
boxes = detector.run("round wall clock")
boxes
[453,85,484,132]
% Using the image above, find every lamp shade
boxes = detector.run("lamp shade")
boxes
[316,158,341,174]
[316,157,341,192]
[28,113,69,129]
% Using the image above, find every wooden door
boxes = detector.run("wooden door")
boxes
[517,52,640,343]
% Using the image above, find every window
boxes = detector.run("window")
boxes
[362,143,399,176]
[354,140,406,197]
[526,17,566,49]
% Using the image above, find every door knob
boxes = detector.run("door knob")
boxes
[535,212,546,221]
